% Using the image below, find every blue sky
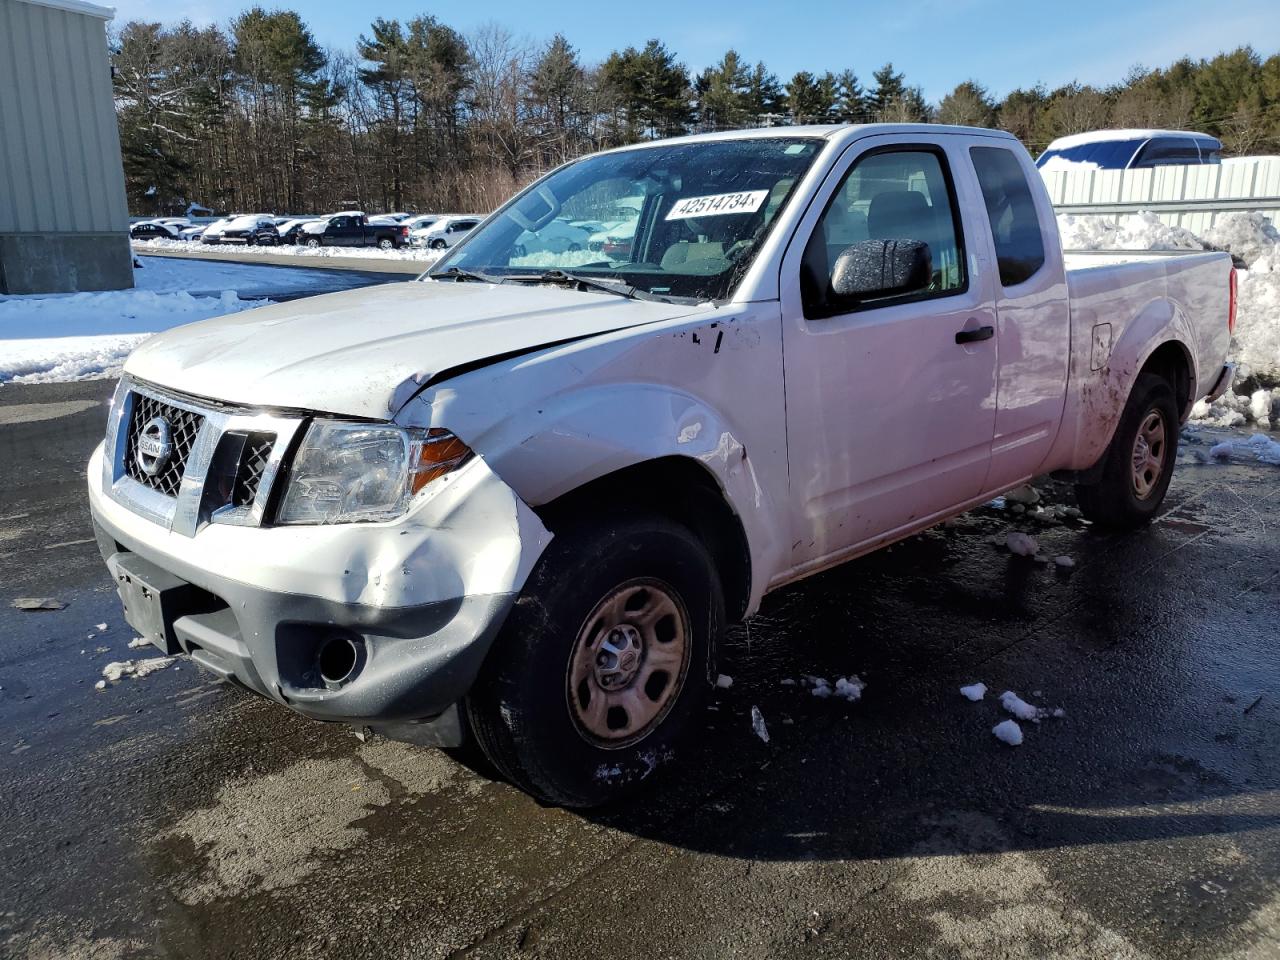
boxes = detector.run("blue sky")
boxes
[109,0,1280,101]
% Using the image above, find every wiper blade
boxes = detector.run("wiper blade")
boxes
[431,266,508,284]
[529,269,648,300]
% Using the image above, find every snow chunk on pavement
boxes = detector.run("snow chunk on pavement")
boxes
[1053,555,1076,568]
[834,676,866,702]
[715,674,734,689]
[1000,690,1042,721]
[101,657,176,682]
[750,705,770,743]
[1005,532,1039,556]
[127,637,152,650]
[960,682,987,702]
[993,719,1024,746]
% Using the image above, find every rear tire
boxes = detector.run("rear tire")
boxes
[466,516,722,807]
[306,237,321,248]
[1075,372,1179,528]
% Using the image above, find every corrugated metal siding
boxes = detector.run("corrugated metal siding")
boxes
[0,0,128,234]
[1042,158,1280,231]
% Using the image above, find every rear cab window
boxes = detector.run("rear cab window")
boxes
[969,146,1046,287]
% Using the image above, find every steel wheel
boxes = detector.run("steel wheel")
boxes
[566,578,690,749]
[1131,408,1167,500]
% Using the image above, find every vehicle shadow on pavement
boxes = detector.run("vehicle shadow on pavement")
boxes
[583,476,1280,872]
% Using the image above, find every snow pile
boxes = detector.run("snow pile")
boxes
[1057,212,1207,253]
[127,637,152,650]
[1204,212,1280,268]
[1233,250,1280,385]
[1191,388,1277,428]
[134,237,444,264]
[993,719,1024,746]
[959,682,987,702]
[0,288,262,384]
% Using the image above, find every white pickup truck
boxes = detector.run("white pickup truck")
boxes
[88,124,1236,806]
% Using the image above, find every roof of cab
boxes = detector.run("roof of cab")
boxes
[596,123,1020,156]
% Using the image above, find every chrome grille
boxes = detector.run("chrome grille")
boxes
[232,434,276,508]
[104,377,303,536]
[123,393,205,497]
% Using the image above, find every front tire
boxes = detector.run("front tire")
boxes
[466,516,722,807]
[1075,372,1179,528]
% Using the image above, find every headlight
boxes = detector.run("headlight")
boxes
[277,421,472,525]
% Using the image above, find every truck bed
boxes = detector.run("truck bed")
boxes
[1044,248,1233,474]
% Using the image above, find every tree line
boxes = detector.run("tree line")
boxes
[112,9,1280,217]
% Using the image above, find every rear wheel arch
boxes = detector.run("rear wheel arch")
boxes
[535,456,752,623]
[1139,339,1195,420]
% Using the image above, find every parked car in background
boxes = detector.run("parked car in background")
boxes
[414,215,482,250]
[1036,129,1223,171]
[275,218,323,245]
[219,214,281,246]
[299,212,409,249]
[514,217,593,257]
[199,217,235,244]
[89,124,1234,808]
[587,219,638,258]
[129,221,183,241]
[179,224,208,241]
[368,212,411,225]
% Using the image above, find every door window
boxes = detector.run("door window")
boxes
[801,147,966,318]
[970,146,1046,287]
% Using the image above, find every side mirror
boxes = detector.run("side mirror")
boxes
[830,239,932,299]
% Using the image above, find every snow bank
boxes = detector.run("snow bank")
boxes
[0,288,262,384]
[1057,211,1206,253]
[134,237,444,264]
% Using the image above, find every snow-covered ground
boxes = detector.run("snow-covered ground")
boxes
[133,236,445,265]
[0,258,356,384]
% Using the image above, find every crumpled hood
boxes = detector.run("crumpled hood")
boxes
[125,279,700,419]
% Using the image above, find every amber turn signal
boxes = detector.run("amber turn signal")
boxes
[409,429,473,493]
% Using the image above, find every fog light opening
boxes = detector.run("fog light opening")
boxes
[317,635,361,689]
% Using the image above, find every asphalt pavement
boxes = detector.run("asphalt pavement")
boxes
[2,379,1279,960]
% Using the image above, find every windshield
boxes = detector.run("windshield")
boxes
[431,137,823,301]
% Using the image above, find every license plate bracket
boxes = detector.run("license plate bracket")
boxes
[109,553,204,656]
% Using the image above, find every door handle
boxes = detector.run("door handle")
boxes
[955,325,995,345]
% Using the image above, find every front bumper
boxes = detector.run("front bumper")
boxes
[88,439,551,742]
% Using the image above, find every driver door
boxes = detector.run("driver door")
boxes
[778,135,999,570]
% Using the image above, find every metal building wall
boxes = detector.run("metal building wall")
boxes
[0,0,132,293]
[1043,158,1280,233]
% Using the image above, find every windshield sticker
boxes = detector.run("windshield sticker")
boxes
[665,190,769,221]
